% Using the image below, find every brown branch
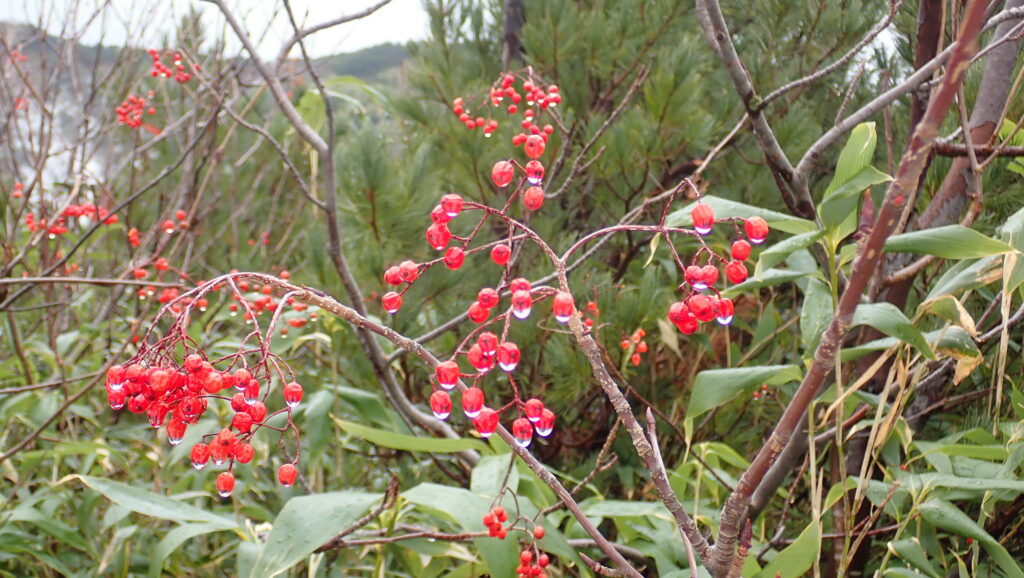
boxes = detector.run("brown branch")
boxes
[317,477,400,552]
[695,0,816,221]
[273,0,394,73]
[933,143,1024,156]
[709,2,988,573]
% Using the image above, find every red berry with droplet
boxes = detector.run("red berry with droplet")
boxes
[461,386,485,418]
[473,407,499,438]
[398,260,419,283]
[512,417,533,447]
[216,472,235,497]
[426,223,451,251]
[382,291,402,314]
[430,390,452,419]
[552,291,574,323]
[440,194,463,217]
[691,203,714,235]
[523,186,544,210]
[278,463,298,487]
[744,216,769,244]
[536,408,556,437]
[191,443,210,470]
[524,398,544,422]
[524,160,544,185]
[435,361,460,389]
[497,342,520,371]
[283,382,303,408]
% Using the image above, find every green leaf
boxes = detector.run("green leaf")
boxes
[248,491,382,578]
[404,483,518,578]
[926,256,1004,301]
[887,538,941,578]
[800,278,833,352]
[150,523,234,578]
[819,166,891,234]
[333,417,490,454]
[685,365,803,422]
[757,520,821,578]
[666,196,817,235]
[74,475,237,528]
[917,498,1024,578]
[885,226,1013,259]
[7,506,92,553]
[933,326,983,384]
[471,454,518,496]
[721,268,810,296]
[852,303,935,359]
[756,230,825,274]
[825,122,878,196]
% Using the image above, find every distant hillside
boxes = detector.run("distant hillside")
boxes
[314,43,409,82]
[1,21,410,85]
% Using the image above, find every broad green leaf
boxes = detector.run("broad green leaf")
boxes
[887,538,941,578]
[248,491,382,578]
[150,523,233,578]
[580,500,673,519]
[820,166,891,233]
[721,268,810,296]
[917,296,977,337]
[933,326,983,384]
[333,417,490,454]
[471,454,518,496]
[926,256,1003,301]
[918,498,1024,578]
[800,278,833,352]
[685,365,803,422]
[666,195,817,235]
[885,226,1013,259]
[404,483,518,578]
[903,473,1024,493]
[757,520,821,578]
[825,122,878,196]
[7,506,92,553]
[74,475,237,528]
[852,303,935,359]
[755,230,825,274]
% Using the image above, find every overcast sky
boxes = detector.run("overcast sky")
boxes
[1,0,430,58]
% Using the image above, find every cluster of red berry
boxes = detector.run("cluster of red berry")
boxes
[12,181,24,198]
[23,203,120,238]
[667,205,769,335]
[620,328,649,366]
[147,49,193,83]
[516,545,552,578]
[105,351,303,497]
[115,94,155,129]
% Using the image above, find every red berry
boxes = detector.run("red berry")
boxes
[524,135,546,159]
[491,244,511,266]
[686,294,716,323]
[167,419,187,446]
[430,390,452,419]
[700,265,719,289]
[538,553,550,567]
[398,260,419,282]
[426,223,451,251]
[536,408,555,437]
[473,407,499,438]
[233,442,255,463]
[477,331,498,355]
[534,526,546,539]
[524,398,544,422]
[477,287,500,309]
[444,246,465,270]
[512,417,533,447]
[523,185,544,210]
[278,463,298,487]
[441,194,464,217]
[725,260,748,284]
[492,161,515,188]
[731,240,752,261]
[190,443,210,470]
[283,382,303,408]
[382,292,402,314]
[435,361,460,389]
[232,411,254,433]
[552,291,574,323]
[496,342,520,371]
[461,386,485,418]
[468,301,491,324]
[717,297,735,325]
[511,290,532,319]
[431,205,451,225]
[691,203,714,235]
[524,160,544,185]
[216,472,235,497]
[467,344,494,372]
[744,216,769,244]
[510,277,531,292]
